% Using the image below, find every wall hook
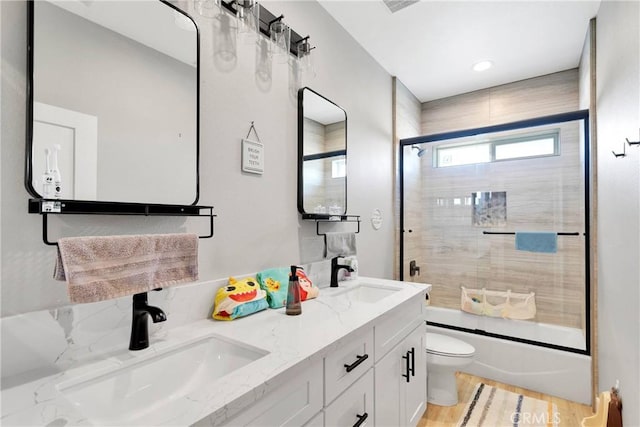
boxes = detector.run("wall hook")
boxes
[625,128,640,146]
[246,121,262,143]
[612,142,626,158]
[626,137,640,146]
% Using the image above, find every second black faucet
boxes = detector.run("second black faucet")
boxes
[330,256,355,287]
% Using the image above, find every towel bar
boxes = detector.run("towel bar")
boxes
[482,231,582,236]
[313,215,361,237]
[312,216,361,257]
[29,199,216,246]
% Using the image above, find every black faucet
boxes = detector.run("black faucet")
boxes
[129,291,167,351]
[330,256,355,288]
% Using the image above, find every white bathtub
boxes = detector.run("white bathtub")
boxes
[426,306,591,404]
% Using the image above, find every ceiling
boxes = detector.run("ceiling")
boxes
[318,0,601,102]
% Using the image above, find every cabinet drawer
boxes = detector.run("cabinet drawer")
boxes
[207,360,323,427]
[374,297,424,362]
[324,328,374,405]
[325,369,374,427]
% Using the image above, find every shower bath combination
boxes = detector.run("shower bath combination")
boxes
[400,111,590,354]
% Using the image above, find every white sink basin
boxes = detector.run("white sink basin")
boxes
[326,283,400,304]
[57,335,268,425]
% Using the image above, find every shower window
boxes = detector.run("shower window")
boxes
[400,111,590,354]
[493,131,559,161]
[436,142,491,167]
[332,158,346,178]
[435,130,559,167]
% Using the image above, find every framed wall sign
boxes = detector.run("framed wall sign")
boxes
[242,138,264,174]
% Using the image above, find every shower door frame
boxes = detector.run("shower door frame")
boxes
[399,109,591,356]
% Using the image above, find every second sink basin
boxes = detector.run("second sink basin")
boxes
[326,283,399,304]
[57,335,268,425]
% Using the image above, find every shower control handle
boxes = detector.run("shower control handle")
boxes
[409,260,421,277]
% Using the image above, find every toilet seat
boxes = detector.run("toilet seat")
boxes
[426,333,475,358]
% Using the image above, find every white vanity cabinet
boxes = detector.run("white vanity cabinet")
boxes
[374,323,427,427]
[322,296,427,427]
[205,285,427,427]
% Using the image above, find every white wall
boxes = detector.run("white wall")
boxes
[0,1,3,304]
[0,0,393,316]
[578,21,592,110]
[596,0,640,424]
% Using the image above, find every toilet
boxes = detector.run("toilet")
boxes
[425,332,476,406]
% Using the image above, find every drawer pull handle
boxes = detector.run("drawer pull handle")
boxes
[402,351,411,383]
[353,412,368,427]
[409,347,416,377]
[344,354,369,373]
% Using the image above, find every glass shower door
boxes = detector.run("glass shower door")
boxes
[401,112,590,353]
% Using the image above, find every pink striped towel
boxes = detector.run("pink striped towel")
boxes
[54,233,198,303]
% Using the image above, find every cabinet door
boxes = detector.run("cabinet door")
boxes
[374,323,427,427]
[325,369,374,427]
[374,340,403,426]
[403,324,427,427]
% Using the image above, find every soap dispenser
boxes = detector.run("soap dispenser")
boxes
[286,265,302,316]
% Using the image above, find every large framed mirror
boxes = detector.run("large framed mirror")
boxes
[26,0,199,206]
[297,87,347,218]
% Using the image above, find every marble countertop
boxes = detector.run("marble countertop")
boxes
[1,277,430,426]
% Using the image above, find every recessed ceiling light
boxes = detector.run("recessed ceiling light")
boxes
[473,60,493,72]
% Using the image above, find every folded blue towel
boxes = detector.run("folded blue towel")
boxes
[515,232,557,253]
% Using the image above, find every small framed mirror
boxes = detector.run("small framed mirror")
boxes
[297,87,347,218]
[26,0,199,206]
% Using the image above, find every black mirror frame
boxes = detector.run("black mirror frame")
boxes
[297,87,348,219]
[24,0,201,206]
